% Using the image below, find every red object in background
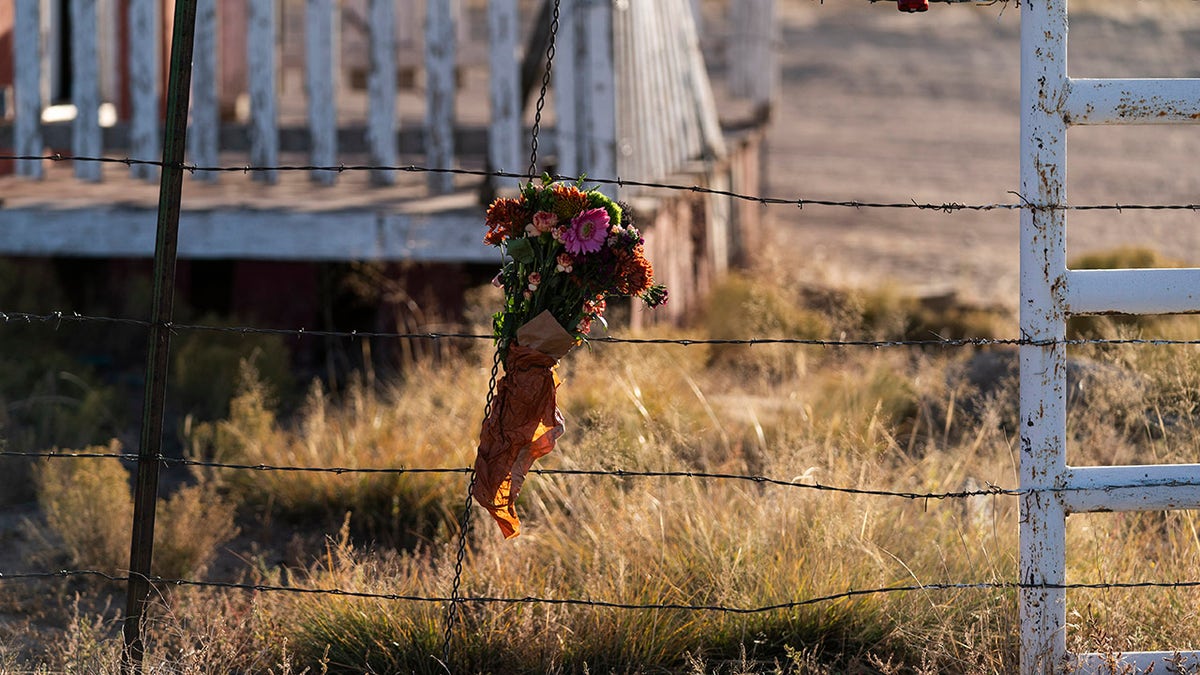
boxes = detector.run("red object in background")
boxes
[898,0,929,11]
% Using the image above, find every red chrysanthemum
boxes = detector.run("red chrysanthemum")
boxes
[485,198,529,246]
[613,246,654,296]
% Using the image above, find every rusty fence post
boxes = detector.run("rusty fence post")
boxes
[121,0,198,670]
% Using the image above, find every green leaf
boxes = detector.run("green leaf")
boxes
[507,237,535,264]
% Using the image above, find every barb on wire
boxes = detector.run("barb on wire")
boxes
[4,569,1200,616]
[6,154,1200,214]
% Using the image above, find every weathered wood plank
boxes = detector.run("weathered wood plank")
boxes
[487,0,521,189]
[728,0,777,106]
[367,0,397,185]
[424,0,457,194]
[96,0,118,105]
[554,0,580,178]
[639,1,668,181]
[305,0,338,186]
[14,0,44,179]
[727,1,749,98]
[70,0,102,182]
[128,0,160,180]
[581,0,617,195]
[682,0,726,160]
[611,0,636,182]
[664,0,701,165]
[0,207,493,262]
[662,0,700,166]
[188,0,219,181]
[248,0,279,184]
[0,122,494,157]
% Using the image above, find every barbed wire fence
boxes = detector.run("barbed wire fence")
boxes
[2,0,1199,669]
[4,151,1200,665]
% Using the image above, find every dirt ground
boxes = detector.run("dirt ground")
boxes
[759,0,1200,313]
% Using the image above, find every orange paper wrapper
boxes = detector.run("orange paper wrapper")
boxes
[472,311,573,537]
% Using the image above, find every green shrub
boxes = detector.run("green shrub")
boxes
[33,444,132,573]
[855,287,1009,342]
[170,315,295,421]
[704,274,829,381]
[32,442,237,579]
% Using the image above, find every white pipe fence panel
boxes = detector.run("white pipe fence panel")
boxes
[1065,78,1200,126]
[1019,1,1200,673]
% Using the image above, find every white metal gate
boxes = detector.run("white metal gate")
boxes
[1020,1,1200,672]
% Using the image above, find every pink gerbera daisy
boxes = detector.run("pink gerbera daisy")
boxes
[562,208,610,255]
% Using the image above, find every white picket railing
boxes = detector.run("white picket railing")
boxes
[7,0,745,199]
[1019,1,1200,672]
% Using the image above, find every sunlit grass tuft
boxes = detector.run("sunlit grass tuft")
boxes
[31,441,238,580]
[187,359,482,547]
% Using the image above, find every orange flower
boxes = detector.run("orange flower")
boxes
[549,184,590,221]
[614,246,654,295]
[485,197,528,245]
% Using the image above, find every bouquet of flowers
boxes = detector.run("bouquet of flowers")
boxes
[472,177,667,537]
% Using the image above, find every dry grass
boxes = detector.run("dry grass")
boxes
[30,442,238,580]
[186,359,478,547]
[14,252,1200,673]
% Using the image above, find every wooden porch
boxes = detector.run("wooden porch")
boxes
[0,0,777,325]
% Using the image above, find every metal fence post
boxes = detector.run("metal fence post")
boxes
[121,0,198,670]
[1019,1,1070,670]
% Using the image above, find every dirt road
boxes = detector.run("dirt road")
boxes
[761,1,1200,312]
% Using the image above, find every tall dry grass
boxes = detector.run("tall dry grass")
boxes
[31,441,238,580]
[15,259,1200,673]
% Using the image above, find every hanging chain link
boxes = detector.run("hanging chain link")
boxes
[527,0,562,179]
[441,1,562,667]
[439,344,503,667]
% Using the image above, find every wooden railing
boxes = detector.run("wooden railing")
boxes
[3,0,769,199]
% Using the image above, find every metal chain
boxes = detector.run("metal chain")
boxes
[441,0,560,665]
[441,1,562,661]
[441,3,561,662]
[440,344,503,667]
[527,0,562,179]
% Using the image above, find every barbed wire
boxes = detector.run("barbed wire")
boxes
[5,154,1200,214]
[0,449,1018,499]
[2,129,1196,648]
[10,309,1200,349]
[2,569,1199,615]
[8,448,1200,503]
